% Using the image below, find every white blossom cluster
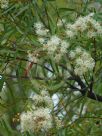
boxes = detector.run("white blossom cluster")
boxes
[44,35,69,60]
[33,13,100,74]
[20,108,52,132]
[57,19,66,27]
[20,90,62,133]
[66,13,102,38]
[69,47,95,75]
[34,22,70,61]
[43,36,70,62]
[0,0,9,9]
[32,90,53,109]
[34,22,49,36]
[27,51,38,63]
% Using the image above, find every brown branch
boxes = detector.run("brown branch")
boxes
[74,75,102,102]
[0,54,53,73]
[1,54,102,102]
[60,64,102,102]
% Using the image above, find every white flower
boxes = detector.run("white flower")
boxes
[74,50,95,75]
[66,23,74,30]
[34,22,44,30]
[54,117,62,128]
[38,37,45,44]
[81,51,89,58]
[44,35,61,54]
[20,90,62,133]
[36,29,48,36]
[69,51,76,59]
[47,44,58,53]
[48,35,61,46]
[73,17,87,32]
[32,108,52,131]
[60,40,69,53]
[20,111,34,132]
[41,90,49,97]
[76,65,87,75]
[0,0,9,9]
[61,40,69,47]
[75,47,82,54]
[57,19,66,27]
[54,54,62,62]
[28,52,38,62]
[94,22,102,35]
[20,108,53,132]
[87,30,96,38]
[87,12,94,18]
[75,58,83,65]
[32,94,44,106]
[65,13,101,38]
[32,91,53,109]
[34,22,49,36]
[85,59,95,69]
[44,96,53,109]
[66,30,75,38]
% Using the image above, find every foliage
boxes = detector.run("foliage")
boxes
[0,0,102,136]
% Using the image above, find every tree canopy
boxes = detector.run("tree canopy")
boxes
[0,0,102,136]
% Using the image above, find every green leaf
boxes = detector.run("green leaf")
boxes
[0,76,4,92]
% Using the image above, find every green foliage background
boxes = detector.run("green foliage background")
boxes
[0,0,102,136]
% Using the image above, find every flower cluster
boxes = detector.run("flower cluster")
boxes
[33,13,100,74]
[32,90,53,109]
[0,0,9,9]
[27,51,38,63]
[57,19,66,27]
[20,108,52,132]
[34,22,70,62]
[43,36,70,62]
[20,90,62,133]
[69,47,95,75]
[66,13,102,38]
[34,22,49,36]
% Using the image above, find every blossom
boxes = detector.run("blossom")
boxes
[20,90,53,132]
[57,19,66,27]
[34,22,49,36]
[20,89,63,133]
[35,29,48,36]
[47,35,61,46]
[41,89,50,97]
[74,50,95,75]
[72,17,87,32]
[54,54,62,62]
[20,108,52,132]
[47,44,58,54]
[27,51,38,62]
[75,47,83,54]
[54,117,62,128]
[0,0,9,9]
[69,51,76,59]
[38,37,45,44]
[34,22,44,30]
[43,35,61,55]
[32,94,44,106]
[32,108,52,131]
[66,13,102,38]
[66,30,75,38]
[20,111,34,132]
[32,90,53,109]
[60,40,70,53]
[75,58,84,66]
